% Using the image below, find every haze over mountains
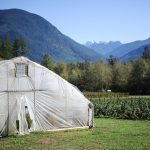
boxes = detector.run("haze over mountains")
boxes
[0,8,149,63]
[85,38,150,61]
[0,9,101,63]
[85,41,122,55]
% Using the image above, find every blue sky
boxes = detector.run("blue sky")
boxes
[0,0,150,44]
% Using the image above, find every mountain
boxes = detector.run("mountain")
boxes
[0,9,101,63]
[106,38,150,58]
[85,41,122,55]
[85,38,150,62]
[120,44,150,62]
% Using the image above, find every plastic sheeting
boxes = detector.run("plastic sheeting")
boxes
[0,57,94,136]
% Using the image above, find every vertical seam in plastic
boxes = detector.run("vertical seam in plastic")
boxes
[34,64,36,131]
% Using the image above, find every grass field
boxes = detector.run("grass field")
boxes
[0,118,150,150]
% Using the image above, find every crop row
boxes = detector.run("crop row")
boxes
[84,92,128,98]
[90,97,150,120]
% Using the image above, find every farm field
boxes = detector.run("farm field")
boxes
[0,118,150,150]
[91,96,150,120]
[84,92,150,99]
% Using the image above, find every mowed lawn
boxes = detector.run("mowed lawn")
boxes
[0,118,150,150]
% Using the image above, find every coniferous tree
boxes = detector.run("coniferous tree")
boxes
[142,46,150,59]
[19,36,28,56]
[41,54,54,70]
[12,38,20,57]
[1,35,12,59]
[107,55,117,66]
[0,36,29,58]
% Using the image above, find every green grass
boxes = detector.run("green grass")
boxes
[0,118,150,150]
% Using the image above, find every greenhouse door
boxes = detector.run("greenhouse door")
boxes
[0,93,8,137]
[16,94,29,135]
[8,92,34,135]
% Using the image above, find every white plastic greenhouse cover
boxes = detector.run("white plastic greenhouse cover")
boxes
[0,57,94,136]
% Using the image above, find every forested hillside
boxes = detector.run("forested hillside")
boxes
[0,9,101,63]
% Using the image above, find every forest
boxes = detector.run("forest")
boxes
[42,47,150,95]
[0,36,150,95]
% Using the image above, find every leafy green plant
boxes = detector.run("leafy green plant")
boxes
[26,115,32,129]
[90,97,150,120]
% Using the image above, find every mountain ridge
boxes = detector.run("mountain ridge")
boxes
[85,41,122,55]
[86,38,150,61]
[105,38,150,58]
[120,44,150,62]
[0,8,101,63]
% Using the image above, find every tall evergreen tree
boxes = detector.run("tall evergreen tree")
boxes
[107,55,117,66]
[1,35,12,59]
[19,36,28,56]
[0,36,29,59]
[12,38,20,57]
[41,54,54,70]
[142,46,150,59]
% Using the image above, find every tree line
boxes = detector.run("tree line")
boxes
[41,47,150,95]
[0,35,28,59]
[0,35,149,94]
